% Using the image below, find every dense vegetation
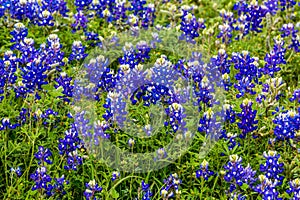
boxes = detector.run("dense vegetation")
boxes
[0,0,299,199]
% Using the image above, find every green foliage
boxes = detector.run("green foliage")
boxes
[0,0,300,199]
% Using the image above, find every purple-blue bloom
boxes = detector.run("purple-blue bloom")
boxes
[83,180,102,200]
[34,146,53,165]
[237,99,258,138]
[196,159,214,180]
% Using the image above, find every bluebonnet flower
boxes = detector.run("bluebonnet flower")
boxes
[289,34,300,53]
[33,108,59,126]
[0,53,18,101]
[231,51,260,82]
[128,0,146,16]
[42,34,65,71]
[0,2,5,17]
[75,0,92,10]
[229,192,246,200]
[0,117,20,131]
[220,9,236,27]
[143,124,152,136]
[111,171,120,181]
[71,10,88,32]
[223,154,244,192]
[287,178,300,200]
[219,131,239,150]
[18,37,37,64]
[30,166,52,192]
[196,159,214,180]
[140,180,152,200]
[235,14,250,39]
[103,91,127,126]
[116,64,146,100]
[219,10,235,42]
[222,103,236,124]
[93,120,110,144]
[74,111,93,141]
[43,108,58,118]
[233,0,249,15]
[264,0,279,15]
[140,4,156,28]
[155,148,167,161]
[10,167,22,177]
[41,0,69,17]
[135,41,151,63]
[128,138,135,147]
[160,173,181,199]
[180,5,194,18]
[85,31,101,47]
[246,1,268,33]
[253,175,282,200]
[64,150,83,171]
[9,0,40,22]
[31,148,52,194]
[101,8,114,22]
[198,108,220,137]
[164,102,186,133]
[83,180,102,200]
[38,10,54,26]
[237,99,258,138]
[234,77,256,98]
[210,49,231,75]
[262,36,286,76]
[149,32,162,48]
[10,22,28,50]
[118,42,139,68]
[34,146,53,165]
[150,55,179,88]
[273,110,300,142]
[279,0,297,11]
[54,72,74,102]
[173,59,186,77]
[131,64,177,107]
[176,51,205,80]
[280,23,298,38]
[222,73,232,91]
[69,41,88,61]
[58,124,82,155]
[89,0,102,17]
[256,77,284,104]
[46,175,69,197]
[260,150,284,185]
[179,11,205,44]
[218,23,233,44]
[112,0,127,24]
[240,163,257,187]
[58,123,84,171]
[290,89,300,103]
[18,58,48,99]
[82,55,115,97]
[128,14,139,27]
[231,51,259,97]
[46,33,60,46]
[193,76,214,111]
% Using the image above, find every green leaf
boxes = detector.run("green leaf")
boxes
[241,183,249,191]
[49,86,64,98]
[41,84,52,91]
[42,84,64,97]
[111,188,120,199]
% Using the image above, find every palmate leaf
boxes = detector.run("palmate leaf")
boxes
[42,84,64,98]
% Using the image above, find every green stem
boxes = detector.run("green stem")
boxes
[4,129,8,188]
[200,177,204,200]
